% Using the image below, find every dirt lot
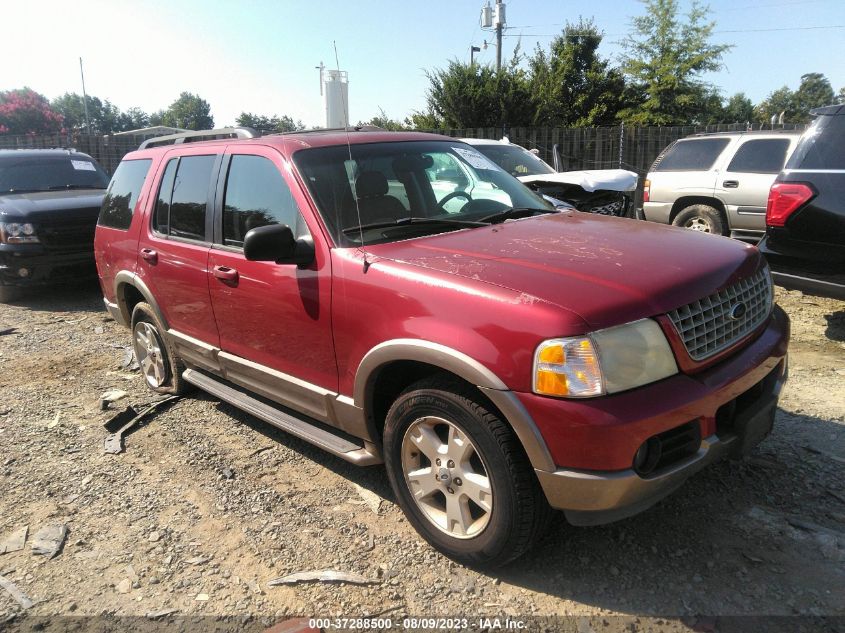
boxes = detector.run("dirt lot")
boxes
[0,282,843,630]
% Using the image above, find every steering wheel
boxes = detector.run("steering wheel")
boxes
[437,190,473,211]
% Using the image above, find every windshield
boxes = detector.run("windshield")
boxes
[293,140,553,246]
[471,143,556,177]
[0,155,109,193]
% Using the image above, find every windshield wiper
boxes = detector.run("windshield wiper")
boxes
[479,207,556,224]
[47,184,103,190]
[342,216,487,235]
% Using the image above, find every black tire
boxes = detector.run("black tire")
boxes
[672,204,727,235]
[0,286,21,303]
[383,375,550,568]
[130,302,187,395]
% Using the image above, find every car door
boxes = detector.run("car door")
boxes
[715,136,794,232]
[207,145,338,420]
[137,148,221,347]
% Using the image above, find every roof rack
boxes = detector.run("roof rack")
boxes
[138,127,259,150]
[270,125,385,137]
[688,129,800,138]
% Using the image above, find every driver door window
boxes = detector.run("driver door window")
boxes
[222,155,308,247]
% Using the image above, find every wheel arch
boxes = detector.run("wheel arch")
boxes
[354,339,556,472]
[669,196,729,227]
[113,271,168,330]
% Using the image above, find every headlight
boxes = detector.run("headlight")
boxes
[0,222,39,244]
[533,319,678,398]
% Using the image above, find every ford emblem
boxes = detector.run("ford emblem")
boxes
[729,302,747,320]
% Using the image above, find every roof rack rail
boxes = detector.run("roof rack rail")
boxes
[271,125,385,137]
[138,127,259,150]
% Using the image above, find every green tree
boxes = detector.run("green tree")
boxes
[527,18,626,126]
[619,0,732,125]
[0,87,63,134]
[357,107,407,131]
[793,72,835,117]
[420,57,533,128]
[51,93,129,133]
[160,92,214,130]
[405,110,442,129]
[723,92,754,123]
[235,112,304,132]
[120,107,150,130]
[838,87,845,105]
[755,86,799,125]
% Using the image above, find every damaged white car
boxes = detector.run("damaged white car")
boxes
[461,138,639,217]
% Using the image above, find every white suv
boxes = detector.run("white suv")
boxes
[643,130,801,241]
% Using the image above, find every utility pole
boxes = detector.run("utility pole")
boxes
[480,1,505,71]
[79,57,91,136]
[494,1,505,72]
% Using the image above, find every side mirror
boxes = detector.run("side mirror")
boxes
[243,224,314,267]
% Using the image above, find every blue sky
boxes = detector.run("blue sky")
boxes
[1,0,843,127]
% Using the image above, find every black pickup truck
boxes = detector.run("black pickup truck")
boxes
[0,149,109,302]
[759,105,845,300]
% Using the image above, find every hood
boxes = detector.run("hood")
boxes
[519,169,638,192]
[0,189,106,221]
[366,212,761,331]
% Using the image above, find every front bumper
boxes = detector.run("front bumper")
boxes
[524,306,789,525]
[0,247,95,287]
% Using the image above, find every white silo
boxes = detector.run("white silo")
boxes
[324,69,349,128]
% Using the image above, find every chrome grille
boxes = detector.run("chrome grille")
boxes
[667,268,773,361]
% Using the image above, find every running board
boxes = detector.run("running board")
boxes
[183,369,381,466]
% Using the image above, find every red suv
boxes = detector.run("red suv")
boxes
[95,128,789,567]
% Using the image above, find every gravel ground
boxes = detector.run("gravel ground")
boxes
[0,281,843,630]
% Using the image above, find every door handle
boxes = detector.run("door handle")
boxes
[212,265,239,283]
[140,248,158,264]
[723,180,739,188]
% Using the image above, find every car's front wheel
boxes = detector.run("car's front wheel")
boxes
[131,302,187,395]
[383,376,550,567]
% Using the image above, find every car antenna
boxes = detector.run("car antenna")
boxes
[333,41,370,273]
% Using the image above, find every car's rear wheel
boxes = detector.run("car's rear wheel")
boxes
[672,204,727,235]
[131,302,187,395]
[383,376,550,567]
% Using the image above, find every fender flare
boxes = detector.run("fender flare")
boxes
[113,271,168,329]
[354,338,556,472]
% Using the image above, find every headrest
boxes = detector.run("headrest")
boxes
[356,171,389,198]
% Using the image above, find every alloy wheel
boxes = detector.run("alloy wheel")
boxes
[133,321,167,388]
[401,416,493,539]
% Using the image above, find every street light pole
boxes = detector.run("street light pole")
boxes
[470,45,481,65]
[79,57,91,136]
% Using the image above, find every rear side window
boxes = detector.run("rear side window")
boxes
[787,115,845,170]
[153,155,215,241]
[727,139,791,173]
[653,138,731,171]
[222,155,307,247]
[98,159,152,230]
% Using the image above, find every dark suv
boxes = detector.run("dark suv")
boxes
[759,105,845,300]
[0,149,109,301]
[95,128,789,567]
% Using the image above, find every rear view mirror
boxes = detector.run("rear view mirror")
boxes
[243,224,314,267]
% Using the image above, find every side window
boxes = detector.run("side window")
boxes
[653,138,731,171]
[727,139,791,173]
[98,159,152,230]
[222,155,308,247]
[167,155,215,241]
[153,158,178,235]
